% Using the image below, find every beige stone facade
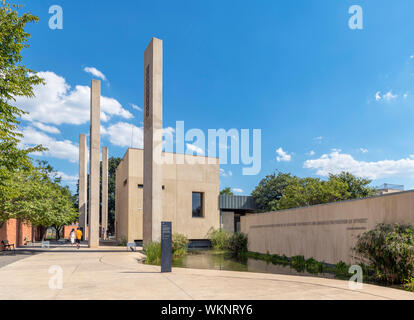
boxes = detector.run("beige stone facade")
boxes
[115,148,220,242]
[241,190,414,265]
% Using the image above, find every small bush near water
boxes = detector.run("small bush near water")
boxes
[172,233,189,258]
[144,233,189,264]
[208,228,248,257]
[144,242,161,265]
[209,229,232,250]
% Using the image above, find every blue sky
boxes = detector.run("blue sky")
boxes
[15,0,414,194]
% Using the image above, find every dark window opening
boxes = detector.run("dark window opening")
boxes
[192,192,204,218]
[138,184,143,189]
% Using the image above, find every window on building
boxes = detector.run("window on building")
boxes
[192,192,204,218]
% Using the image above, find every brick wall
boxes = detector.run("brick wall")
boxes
[0,219,33,250]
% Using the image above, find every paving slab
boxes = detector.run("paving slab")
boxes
[0,248,412,300]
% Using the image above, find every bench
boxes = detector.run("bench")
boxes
[41,241,50,248]
[1,240,16,254]
[127,242,137,252]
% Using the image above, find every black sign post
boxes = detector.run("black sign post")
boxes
[161,221,172,273]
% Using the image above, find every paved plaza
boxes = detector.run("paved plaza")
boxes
[0,246,413,300]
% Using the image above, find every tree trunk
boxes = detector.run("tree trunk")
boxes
[55,226,61,241]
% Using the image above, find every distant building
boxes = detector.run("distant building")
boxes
[376,183,404,196]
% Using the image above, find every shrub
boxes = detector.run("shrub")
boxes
[209,228,232,250]
[305,258,325,274]
[144,242,161,265]
[404,277,414,292]
[334,261,349,278]
[228,232,248,257]
[355,223,414,284]
[290,255,306,272]
[172,233,189,258]
[144,233,189,264]
[269,254,289,265]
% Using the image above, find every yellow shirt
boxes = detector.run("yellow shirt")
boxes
[76,230,82,240]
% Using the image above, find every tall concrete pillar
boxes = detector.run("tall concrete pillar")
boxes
[102,146,108,240]
[143,37,163,244]
[88,79,101,248]
[78,134,88,237]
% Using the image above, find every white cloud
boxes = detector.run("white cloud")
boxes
[232,188,243,193]
[15,71,132,125]
[360,148,368,153]
[55,171,78,185]
[375,90,398,102]
[186,143,204,155]
[220,169,233,177]
[383,91,398,101]
[304,150,414,180]
[102,122,143,148]
[131,104,142,112]
[32,122,60,134]
[307,150,315,156]
[20,127,78,163]
[84,67,107,81]
[410,55,414,59]
[276,147,292,162]
[404,93,408,99]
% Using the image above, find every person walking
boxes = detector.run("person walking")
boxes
[76,228,82,250]
[70,228,76,247]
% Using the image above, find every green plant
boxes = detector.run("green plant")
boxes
[269,254,288,265]
[172,233,188,258]
[404,277,414,292]
[335,261,350,278]
[290,255,306,272]
[145,242,161,265]
[355,223,414,284]
[305,258,325,274]
[228,232,248,257]
[209,228,231,250]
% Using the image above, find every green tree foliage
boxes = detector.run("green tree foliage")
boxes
[251,172,297,211]
[277,176,351,210]
[252,171,376,211]
[0,0,44,173]
[1,161,78,239]
[329,172,376,199]
[220,187,234,196]
[0,0,45,223]
[355,223,414,284]
[107,157,121,233]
